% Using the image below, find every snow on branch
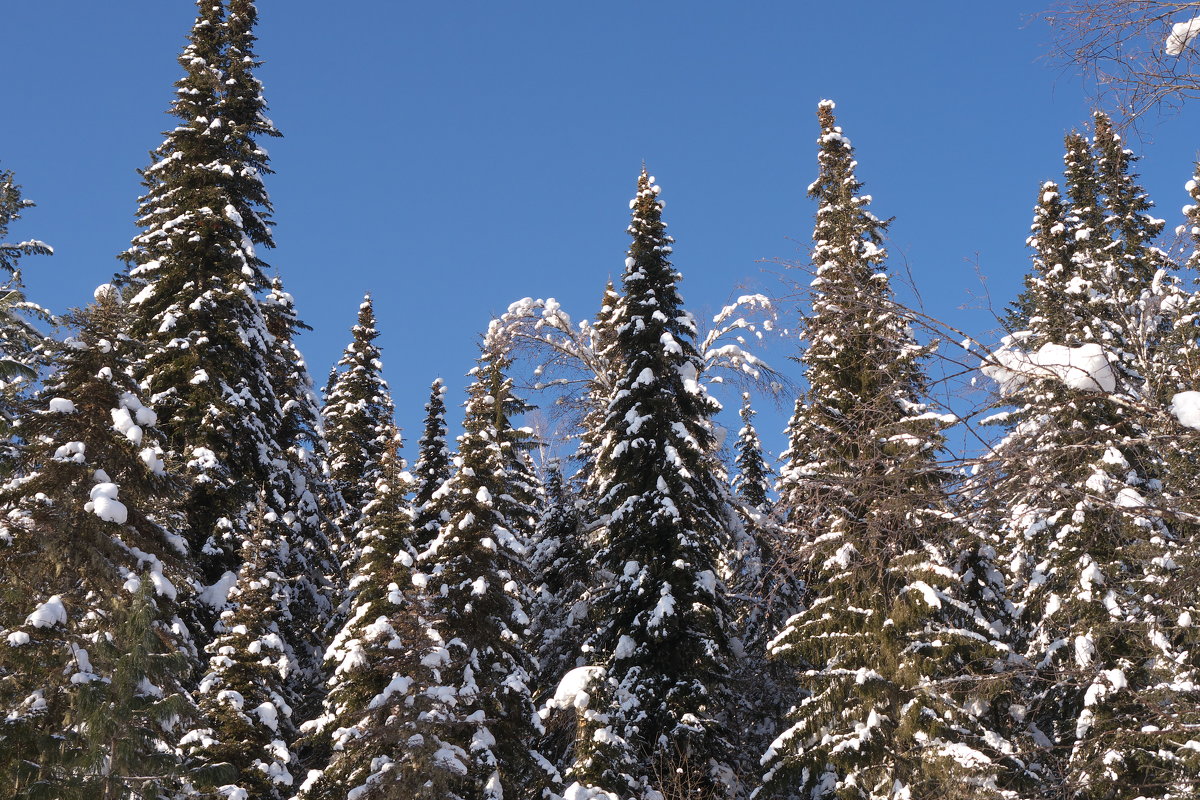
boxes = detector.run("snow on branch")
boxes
[981,336,1117,394]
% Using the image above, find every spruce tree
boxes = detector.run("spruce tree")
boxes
[298,428,449,800]
[0,294,197,797]
[723,392,803,792]
[0,167,51,463]
[980,115,1198,798]
[186,510,300,800]
[410,378,452,555]
[571,280,623,491]
[323,294,396,536]
[561,169,738,800]
[760,102,1013,800]
[732,392,771,514]
[416,326,550,799]
[262,277,340,685]
[528,458,590,771]
[118,0,284,587]
[72,577,200,800]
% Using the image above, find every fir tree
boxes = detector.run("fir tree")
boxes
[415,325,551,799]
[262,277,340,686]
[732,392,771,514]
[980,115,1198,798]
[760,102,1013,800]
[186,509,300,800]
[528,459,590,770]
[0,294,197,797]
[323,294,396,536]
[298,428,448,800]
[571,279,623,492]
[410,378,453,554]
[561,169,738,800]
[71,577,199,800]
[219,0,281,253]
[118,0,284,586]
[0,167,51,462]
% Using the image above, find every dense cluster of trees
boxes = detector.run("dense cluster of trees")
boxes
[1,2,1199,799]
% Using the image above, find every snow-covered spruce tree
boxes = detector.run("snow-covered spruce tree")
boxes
[415,325,551,799]
[298,428,452,800]
[186,506,301,800]
[732,392,771,515]
[528,459,591,770]
[261,277,340,686]
[410,378,453,555]
[0,166,51,468]
[0,292,199,797]
[219,0,281,251]
[724,392,802,792]
[71,576,202,800]
[1160,160,1200,794]
[570,279,623,492]
[323,294,396,538]
[559,169,738,800]
[760,102,1014,800]
[979,118,1198,798]
[117,0,283,586]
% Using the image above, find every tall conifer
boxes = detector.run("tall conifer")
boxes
[981,115,1197,798]
[416,326,550,799]
[297,427,441,799]
[118,0,283,588]
[0,294,197,796]
[323,294,396,536]
[411,378,453,554]
[760,103,1012,800]
[562,169,738,800]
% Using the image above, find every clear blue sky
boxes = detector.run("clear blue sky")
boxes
[4,1,1200,462]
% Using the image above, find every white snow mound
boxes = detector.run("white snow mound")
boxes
[1170,391,1200,430]
[982,339,1116,394]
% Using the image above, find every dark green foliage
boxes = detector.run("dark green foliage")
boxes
[323,294,396,535]
[761,102,1013,800]
[0,295,196,798]
[117,0,284,582]
[410,378,452,554]
[414,329,550,799]
[566,169,737,800]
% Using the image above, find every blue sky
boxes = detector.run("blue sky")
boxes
[3,1,1200,463]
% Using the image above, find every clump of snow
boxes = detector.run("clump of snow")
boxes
[1166,16,1200,55]
[200,571,239,609]
[140,447,166,476]
[648,583,676,629]
[983,338,1116,394]
[86,483,128,525]
[27,595,67,629]
[94,283,120,302]
[111,408,143,446]
[562,783,621,800]
[1170,391,1200,430]
[546,666,605,713]
[253,701,280,732]
[54,441,86,464]
[47,398,76,414]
